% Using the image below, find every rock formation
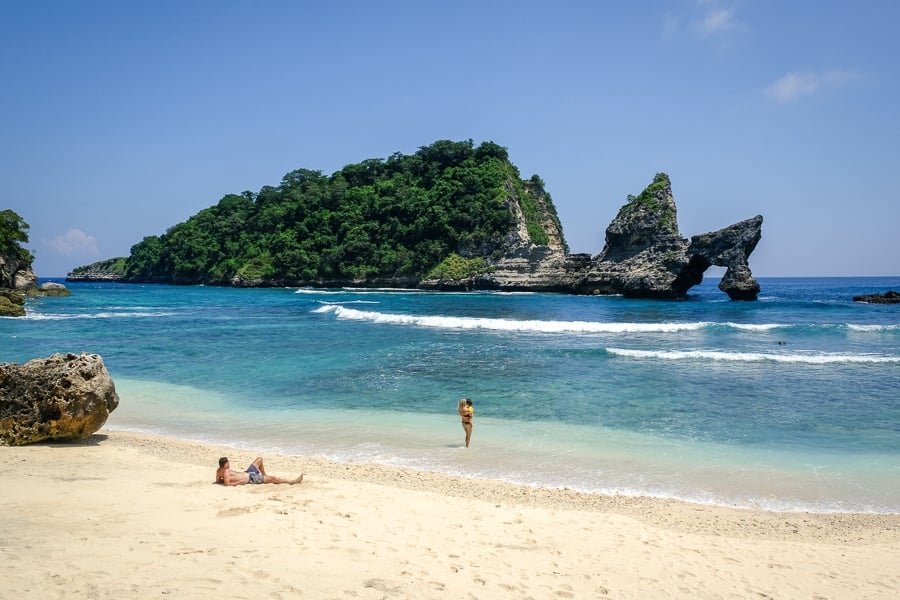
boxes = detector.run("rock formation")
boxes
[852,291,900,304]
[0,251,37,316]
[33,281,71,297]
[0,249,71,315]
[0,353,119,445]
[465,173,763,299]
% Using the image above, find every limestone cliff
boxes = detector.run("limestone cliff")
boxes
[0,252,37,317]
[445,172,763,300]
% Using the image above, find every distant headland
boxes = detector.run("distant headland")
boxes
[68,140,763,300]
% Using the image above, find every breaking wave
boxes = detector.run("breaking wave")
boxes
[313,305,710,333]
[605,348,900,364]
[312,305,897,337]
[23,311,176,320]
[847,324,900,332]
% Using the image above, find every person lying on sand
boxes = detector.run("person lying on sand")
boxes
[216,456,303,486]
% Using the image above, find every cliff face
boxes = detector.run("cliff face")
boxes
[0,252,37,317]
[463,173,762,300]
[462,178,571,291]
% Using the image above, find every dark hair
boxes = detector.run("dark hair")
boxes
[465,398,473,406]
[218,457,229,467]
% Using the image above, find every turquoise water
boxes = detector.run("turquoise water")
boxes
[3,277,899,512]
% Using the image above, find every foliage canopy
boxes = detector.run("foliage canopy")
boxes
[0,209,33,262]
[121,140,564,285]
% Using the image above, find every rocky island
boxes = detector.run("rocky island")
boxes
[1,210,70,317]
[69,140,762,299]
[66,257,128,282]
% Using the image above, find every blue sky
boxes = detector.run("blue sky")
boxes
[2,1,898,277]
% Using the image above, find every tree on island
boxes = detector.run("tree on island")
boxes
[0,209,33,263]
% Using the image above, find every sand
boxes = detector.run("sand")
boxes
[1,431,898,599]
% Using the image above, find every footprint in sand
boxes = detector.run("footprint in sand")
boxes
[217,506,253,518]
[363,578,403,594]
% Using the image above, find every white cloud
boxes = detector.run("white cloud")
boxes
[43,228,100,257]
[765,70,861,103]
[697,7,736,35]
[664,2,742,40]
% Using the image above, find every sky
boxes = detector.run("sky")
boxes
[2,1,899,277]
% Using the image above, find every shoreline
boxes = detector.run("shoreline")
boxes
[101,430,900,543]
[3,430,899,598]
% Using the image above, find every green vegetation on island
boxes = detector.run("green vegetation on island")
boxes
[623,172,678,234]
[67,257,128,280]
[0,209,33,263]
[115,140,565,286]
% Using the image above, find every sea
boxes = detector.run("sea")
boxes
[3,276,898,513]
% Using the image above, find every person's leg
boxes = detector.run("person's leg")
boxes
[263,474,304,484]
[464,423,472,448]
[251,457,268,476]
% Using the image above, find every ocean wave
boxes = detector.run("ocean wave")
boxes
[314,305,710,333]
[295,287,423,294]
[847,324,900,332]
[720,322,896,333]
[310,305,899,337]
[605,348,900,364]
[24,311,177,320]
[719,322,785,331]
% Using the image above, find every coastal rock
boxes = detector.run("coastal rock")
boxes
[579,173,690,298]
[676,216,764,300]
[853,290,900,304]
[31,282,71,297]
[1,253,37,291]
[475,173,763,299]
[0,289,26,317]
[0,353,119,445]
[717,264,761,301]
[0,251,38,316]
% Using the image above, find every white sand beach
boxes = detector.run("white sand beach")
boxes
[2,430,898,599]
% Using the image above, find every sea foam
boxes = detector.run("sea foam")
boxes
[605,348,900,364]
[313,304,708,333]
[24,311,177,320]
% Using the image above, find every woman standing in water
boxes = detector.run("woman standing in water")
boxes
[458,397,474,448]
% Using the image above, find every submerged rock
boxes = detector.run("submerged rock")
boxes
[0,353,119,445]
[853,291,900,304]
